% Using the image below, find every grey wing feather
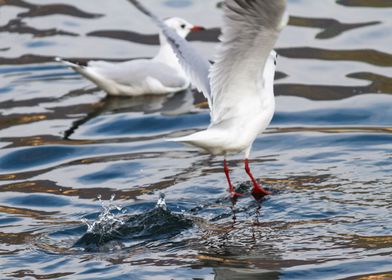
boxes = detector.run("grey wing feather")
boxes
[127,0,213,108]
[210,0,287,121]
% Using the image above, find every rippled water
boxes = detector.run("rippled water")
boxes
[0,0,391,279]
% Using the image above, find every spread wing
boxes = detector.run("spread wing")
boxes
[127,0,213,108]
[210,0,287,122]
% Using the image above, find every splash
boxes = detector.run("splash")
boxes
[81,194,126,236]
[75,193,194,251]
[155,192,167,210]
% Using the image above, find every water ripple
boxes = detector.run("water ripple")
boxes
[0,1,391,279]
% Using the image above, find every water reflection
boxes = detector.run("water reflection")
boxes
[337,0,392,8]
[3,0,103,18]
[0,18,77,37]
[278,47,392,67]
[0,0,391,279]
[289,16,380,39]
[64,89,196,139]
[277,72,392,100]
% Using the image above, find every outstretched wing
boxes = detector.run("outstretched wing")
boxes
[210,0,287,122]
[127,0,213,108]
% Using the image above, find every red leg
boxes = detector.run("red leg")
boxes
[244,159,270,198]
[224,159,234,193]
[224,160,244,198]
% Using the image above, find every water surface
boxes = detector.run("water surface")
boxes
[0,0,391,279]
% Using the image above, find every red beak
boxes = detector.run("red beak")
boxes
[191,25,205,32]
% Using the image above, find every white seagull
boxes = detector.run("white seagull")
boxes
[55,17,205,96]
[129,0,287,199]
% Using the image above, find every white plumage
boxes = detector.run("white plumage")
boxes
[129,0,288,199]
[56,17,205,96]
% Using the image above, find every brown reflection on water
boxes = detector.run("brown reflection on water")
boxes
[88,27,221,44]
[278,47,392,67]
[263,174,333,187]
[343,273,392,280]
[0,54,59,65]
[195,218,314,271]
[0,231,37,245]
[0,1,390,278]
[0,114,48,131]
[0,150,207,200]
[195,209,390,276]
[1,135,93,149]
[81,14,382,43]
[0,204,56,218]
[2,0,103,18]
[347,235,392,250]
[337,0,392,8]
[87,30,159,45]
[289,16,380,39]
[0,180,124,200]
[0,178,147,201]
[7,271,74,279]
[3,123,391,151]
[0,151,218,202]
[270,126,392,134]
[276,72,392,100]
[196,253,305,271]
[0,18,77,38]
[0,132,173,149]
[0,54,130,65]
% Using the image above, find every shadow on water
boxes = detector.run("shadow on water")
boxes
[63,88,197,140]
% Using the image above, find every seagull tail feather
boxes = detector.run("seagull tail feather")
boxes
[54,57,86,72]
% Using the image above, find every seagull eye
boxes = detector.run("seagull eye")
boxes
[180,24,186,29]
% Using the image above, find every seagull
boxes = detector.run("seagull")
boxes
[129,0,287,199]
[55,17,205,96]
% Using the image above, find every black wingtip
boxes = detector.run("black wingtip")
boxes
[66,59,89,67]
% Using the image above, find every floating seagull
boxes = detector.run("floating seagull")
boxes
[55,17,205,96]
[129,0,287,199]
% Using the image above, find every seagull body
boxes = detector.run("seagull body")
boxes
[56,18,205,96]
[173,53,276,157]
[129,0,287,199]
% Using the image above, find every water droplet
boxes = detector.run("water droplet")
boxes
[156,193,167,210]
[81,194,126,235]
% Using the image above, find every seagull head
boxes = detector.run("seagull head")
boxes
[164,17,205,38]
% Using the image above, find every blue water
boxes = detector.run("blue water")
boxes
[0,0,391,279]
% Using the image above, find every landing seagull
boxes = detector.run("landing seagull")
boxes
[129,0,287,199]
[55,17,205,96]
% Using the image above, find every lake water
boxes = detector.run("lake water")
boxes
[0,0,391,279]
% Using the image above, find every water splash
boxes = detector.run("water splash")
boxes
[156,192,167,210]
[81,194,126,236]
[75,193,194,251]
